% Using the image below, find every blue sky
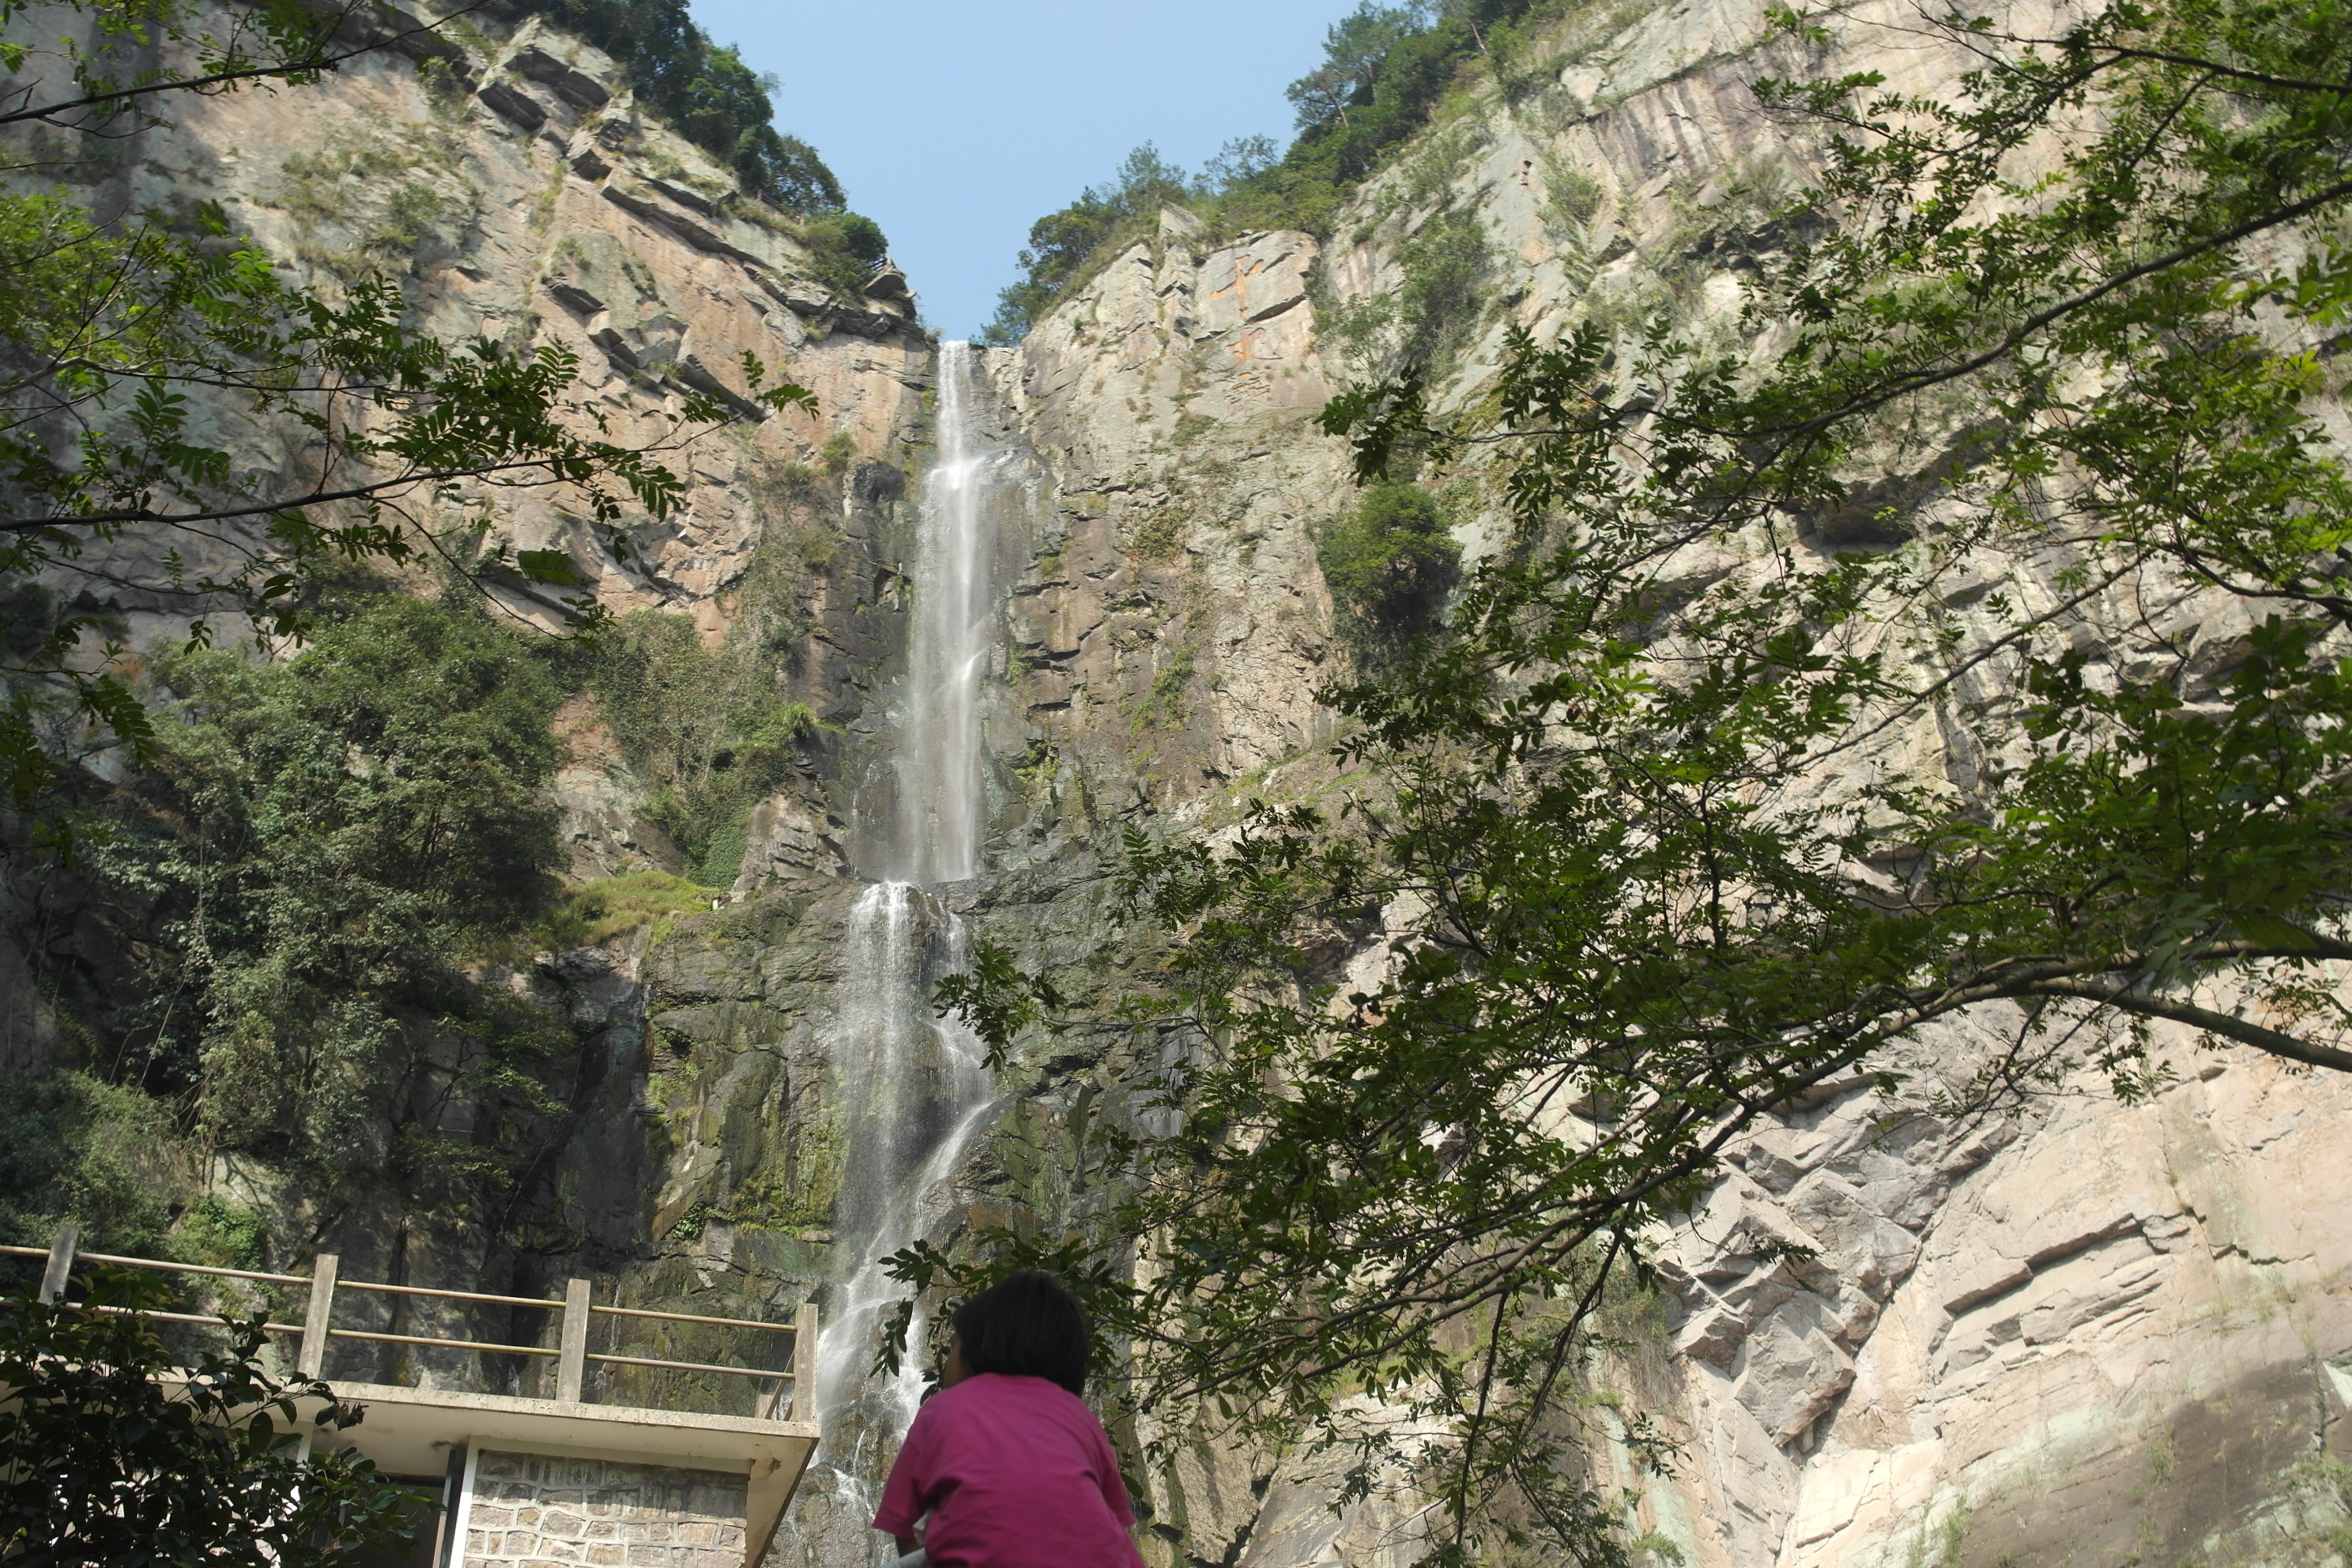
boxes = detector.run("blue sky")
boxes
[684,1,1356,338]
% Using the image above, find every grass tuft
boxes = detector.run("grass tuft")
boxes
[534,871,725,951]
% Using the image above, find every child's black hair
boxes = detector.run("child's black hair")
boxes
[951,1270,1089,1396]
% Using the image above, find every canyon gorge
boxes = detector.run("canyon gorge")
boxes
[1,1,2349,1566]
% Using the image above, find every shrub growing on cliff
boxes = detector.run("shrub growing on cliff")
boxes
[590,597,819,887]
[1317,481,1461,665]
[948,0,2352,1559]
[1322,203,1495,376]
[0,1072,185,1255]
[798,211,892,300]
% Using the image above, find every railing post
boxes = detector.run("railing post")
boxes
[36,1223,77,1304]
[299,1253,338,1378]
[788,1301,819,1422]
[557,1277,591,1404]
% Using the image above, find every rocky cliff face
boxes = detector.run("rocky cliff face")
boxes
[74,9,922,609]
[11,1,2351,1566]
[954,0,2352,1563]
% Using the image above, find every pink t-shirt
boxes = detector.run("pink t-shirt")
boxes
[873,1373,1147,1568]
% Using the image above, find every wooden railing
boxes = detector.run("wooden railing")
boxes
[3,1223,819,1421]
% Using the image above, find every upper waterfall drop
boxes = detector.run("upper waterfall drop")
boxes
[889,341,998,886]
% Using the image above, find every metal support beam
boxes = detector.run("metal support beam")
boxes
[37,1223,77,1304]
[299,1253,339,1378]
[556,1277,591,1404]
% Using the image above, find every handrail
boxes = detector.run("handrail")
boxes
[586,1351,788,1380]
[0,1244,310,1287]
[89,1304,307,1334]
[6,1225,821,1423]
[327,1327,560,1357]
[590,1302,797,1332]
[337,1278,561,1310]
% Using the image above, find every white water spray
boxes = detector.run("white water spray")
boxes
[816,883,994,1448]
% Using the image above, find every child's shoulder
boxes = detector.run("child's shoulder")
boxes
[956,1372,1077,1399]
[936,1374,1093,1418]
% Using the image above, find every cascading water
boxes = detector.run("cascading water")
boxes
[816,884,993,1449]
[797,341,1014,1561]
[890,339,995,889]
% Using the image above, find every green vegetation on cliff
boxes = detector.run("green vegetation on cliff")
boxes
[983,0,1570,341]
[1316,481,1461,667]
[590,603,818,887]
[983,145,1197,345]
[527,0,853,217]
[515,0,897,283]
[107,594,574,1174]
[2,592,586,1250]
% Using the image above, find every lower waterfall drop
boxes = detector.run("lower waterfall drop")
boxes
[817,881,993,1453]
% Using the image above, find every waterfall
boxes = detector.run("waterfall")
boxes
[816,882,994,1456]
[801,341,1012,1558]
[890,341,994,887]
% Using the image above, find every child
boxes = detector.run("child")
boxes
[873,1270,1148,1568]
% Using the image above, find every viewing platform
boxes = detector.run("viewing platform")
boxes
[7,1225,822,1568]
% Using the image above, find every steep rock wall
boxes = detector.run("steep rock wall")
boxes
[52,0,927,636]
[968,1,2352,1564]
[5,0,935,1456]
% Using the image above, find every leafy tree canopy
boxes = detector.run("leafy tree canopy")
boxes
[943,0,2352,1559]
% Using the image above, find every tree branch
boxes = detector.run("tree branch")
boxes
[0,3,485,131]
[2022,977,2352,1072]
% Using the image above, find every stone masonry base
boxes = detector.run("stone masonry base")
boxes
[462,1449,749,1568]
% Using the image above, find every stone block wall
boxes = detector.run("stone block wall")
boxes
[462,1450,748,1568]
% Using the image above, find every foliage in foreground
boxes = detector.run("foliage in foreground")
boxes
[0,1268,418,1566]
[940,0,2352,1559]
